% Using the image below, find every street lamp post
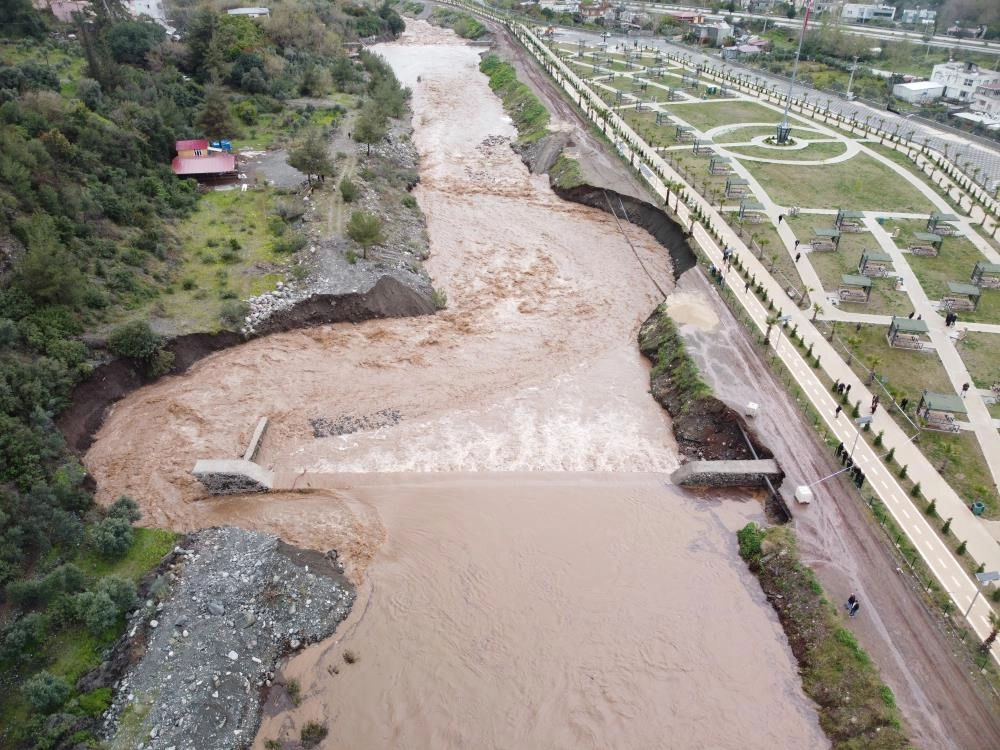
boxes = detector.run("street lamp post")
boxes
[964,571,1000,618]
[803,416,872,493]
[777,0,814,144]
[846,55,859,101]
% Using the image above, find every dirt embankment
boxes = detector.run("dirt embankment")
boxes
[639,304,772,462]
[59,276,434,454]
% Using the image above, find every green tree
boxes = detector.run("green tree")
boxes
[13,215,87,308]
[288,128,334,184]
[354,104,387,156]
[23,672,70,714]
[104,20,166,66]
[0,0,45,38]
[196,86,239,139]
[107,320,161,360]
[90,515,134,558]
[74,589,120,633]
[347,211,385,254]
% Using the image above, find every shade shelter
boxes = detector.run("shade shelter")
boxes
[738,199,765,223]
[835,209,865,232]
[927,212,959,235]
[916,391,966,433]
[858,249,893,277]
[811,227,841,251]
[838,274,872,303]
[886,316,929,349]
[725,176,749,197]
[909,232,943,256]
[971,261,1000,289]
[942,281,981,311]
[709,156,732,175]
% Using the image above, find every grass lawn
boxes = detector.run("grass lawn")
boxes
[956,331,1000,388]
[150,188,290,333]
[906,235,998,314]
[918,430,999,515]
[667,99,782,132]
[713,125,788,142]
[738,221,810,302]
[726,140,849,162]
[742,153,935,212]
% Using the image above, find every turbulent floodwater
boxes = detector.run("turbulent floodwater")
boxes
[84,21,826,749]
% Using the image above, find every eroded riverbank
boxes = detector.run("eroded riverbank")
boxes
[83,21,828,748]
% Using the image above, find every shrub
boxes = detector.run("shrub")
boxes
[77,688,113,717]
[273,233,307,254]
[431,289,448,310]
[301,721,328,748]
[942,517,952,535]
[97,575,137,612]
[956,540,967,556]
[108,496,142,522]
[91,515,134,558]
[23,671,70,714]
[286,678,301,706]
[107,320,161,360]
[339,176,359,202]
[147,348,175,377]
[736,522,764,565]
[925,499,937,516]
[401,194,418,209]
[220,300,249,327]
[898,463,907,479]
[74,590,120,634]
[910,482,921,498]
[0,612,45,663]
[343,649,358,664]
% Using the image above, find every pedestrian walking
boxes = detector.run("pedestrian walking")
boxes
[850,599,860,617]
[962,382,970,397]
[845,384,852,395]
[846,594,859,617]
[908,311,915,319]
[835,405,843,417]
[745,280,751,293]
[794,252,801,262]
[900,397,909,411]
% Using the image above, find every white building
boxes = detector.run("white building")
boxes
[931,61,1000,102]
[841,4,896,23]
[900,8,936,26]
[892,80,943,103]
[971,81,1000,116]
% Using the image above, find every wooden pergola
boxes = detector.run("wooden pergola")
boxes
[916,390,965,433]
[942,281,981,311]
[738,198,766,223]
[909,231,943,256]
[927,212,959,235]
[811,227,842,251]
[834,209,865,231]
[858,249,893,277]
[971,261,1000,289]
[886,316,929,349]
[838,274,872,303]
[725,176,749,197]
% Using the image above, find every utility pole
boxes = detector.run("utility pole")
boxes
[777,0,814,143]
[846,55,859,100]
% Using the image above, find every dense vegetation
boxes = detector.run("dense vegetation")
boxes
[0,0,407,745]
[479,55,550,143]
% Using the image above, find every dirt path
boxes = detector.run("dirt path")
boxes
[672,269,1000,750]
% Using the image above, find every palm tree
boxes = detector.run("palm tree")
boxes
[866,355,882,385]
[812,303,823,321]
[981,611,1000,654]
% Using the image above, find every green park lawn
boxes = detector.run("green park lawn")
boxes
[666,99,781,132]
[957,332,1000,389]
[725,140,849,162]
[742,153,935,212]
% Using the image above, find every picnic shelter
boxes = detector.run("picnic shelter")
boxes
[916,391,965,433]
[971,261,1000,289]
[886,316,929,349]
[942,281,981,312]
[838,274,872,303]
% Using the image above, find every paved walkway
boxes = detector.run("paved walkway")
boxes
[514,24,1000,649]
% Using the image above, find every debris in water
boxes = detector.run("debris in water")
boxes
[310,409,402,437]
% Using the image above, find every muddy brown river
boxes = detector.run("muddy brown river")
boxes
[85,22,827,748]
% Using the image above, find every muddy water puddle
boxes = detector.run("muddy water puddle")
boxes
[83,21,827,748]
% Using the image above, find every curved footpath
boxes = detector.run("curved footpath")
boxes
[499,18,1000,652]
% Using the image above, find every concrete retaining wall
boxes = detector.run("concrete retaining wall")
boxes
[672,459,783,488]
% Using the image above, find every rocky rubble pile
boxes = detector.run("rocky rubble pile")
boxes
[242,282,308,335]
[100,527,354,750]
[310,408,403,437]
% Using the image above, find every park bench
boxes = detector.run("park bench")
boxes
[907,245,938,257]
[839,222,864,233]
[977,276,1000,289]
[839,288,869,302]
[811,240,836,251]
[940,296,975,312]
[891,334,924,349]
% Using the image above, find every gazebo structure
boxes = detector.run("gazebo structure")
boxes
[709,155,732,175]
[834,209,865,232]
[838,274,872,303]
[916,391,965,433]
[908,232,943,256]
[927,212,960,235]
[738,198,766,223]
[675,124,694,140]
[858,249,893,277]
[811,227,842,251]
[692,138,712,155]
[941,281,981,311]
[971,261,1000,289]
[725,176,749,197]
[887,316,929,349]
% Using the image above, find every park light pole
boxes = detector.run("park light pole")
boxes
[777,0,814,144]
[964,570,1000,618]
[846,55,859,101]
[848,415,873,458]
[798,416,872,501]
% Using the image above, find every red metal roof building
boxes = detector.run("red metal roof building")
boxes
[171,140,237,180]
